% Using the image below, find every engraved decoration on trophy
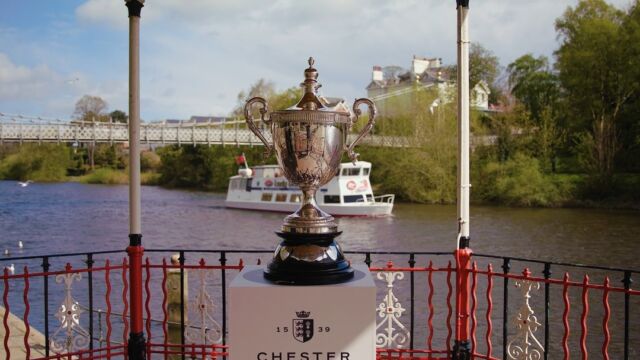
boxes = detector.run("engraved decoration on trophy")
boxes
[244,57,377,285]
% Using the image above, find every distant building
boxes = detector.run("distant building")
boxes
[366,55,491,116]
[470,80,491,110]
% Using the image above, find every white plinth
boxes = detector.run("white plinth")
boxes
[229,265,376,360]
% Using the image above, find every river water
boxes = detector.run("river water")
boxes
[1,181,638,269]
[0,181,638,356]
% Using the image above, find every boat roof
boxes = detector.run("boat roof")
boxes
[249,161,372,170]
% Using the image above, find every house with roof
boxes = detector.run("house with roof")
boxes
[366,55,491,117]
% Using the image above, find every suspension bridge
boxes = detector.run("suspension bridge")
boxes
[0,113,410,147]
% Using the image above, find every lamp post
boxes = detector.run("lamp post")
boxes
[453,0,472,359]
[125,0,146,359]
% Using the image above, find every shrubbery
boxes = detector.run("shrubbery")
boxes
[0,144,71,182]
[473,153,573,206]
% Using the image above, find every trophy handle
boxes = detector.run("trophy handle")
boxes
[346,98,377,164]
[244,97,273,156]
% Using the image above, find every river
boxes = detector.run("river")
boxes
[1,181,638,269]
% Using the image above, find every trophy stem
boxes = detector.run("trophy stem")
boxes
[299,188,319,216]
[281,187,337,234]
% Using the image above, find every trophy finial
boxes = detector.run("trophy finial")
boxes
[297,57,323,110]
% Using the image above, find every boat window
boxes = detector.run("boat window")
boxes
[342,168,360,176]
[275,193,287,202]
[344,195,364,203]
[261,193,273,202]
[245,178,253,192]
[263,168,275,178]
[290,194,301,203]
[366,194,373,202]
[363,168,370,176]
[239,179,246,190]
[324,195,340,204]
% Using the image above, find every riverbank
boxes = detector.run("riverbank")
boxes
[1,143,639,210]
[71,168,161,185]
[5,173,639,211]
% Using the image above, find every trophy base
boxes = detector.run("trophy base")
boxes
[263,231,354,285]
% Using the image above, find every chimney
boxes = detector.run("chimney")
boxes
[372,65,383,81]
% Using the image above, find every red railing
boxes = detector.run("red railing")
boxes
[0,249,637,359]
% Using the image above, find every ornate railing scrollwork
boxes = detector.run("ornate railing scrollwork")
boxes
[507,270,544,360]
[375,268,410,348]
[50,266,90,353]
[184,260,223,345]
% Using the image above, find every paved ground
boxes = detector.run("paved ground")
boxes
[0,306,47,358]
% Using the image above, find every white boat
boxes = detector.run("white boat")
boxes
[225,161,394,216]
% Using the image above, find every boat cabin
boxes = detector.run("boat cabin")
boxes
[227,162,376,207]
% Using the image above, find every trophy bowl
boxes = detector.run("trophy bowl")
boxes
[244,57,376,285]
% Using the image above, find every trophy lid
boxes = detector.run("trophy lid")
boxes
[271,57,352,123]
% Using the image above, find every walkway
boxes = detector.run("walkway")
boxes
[0,114,409,147]
[0,306,47,358]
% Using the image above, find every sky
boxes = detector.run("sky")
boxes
[0,0,633,121]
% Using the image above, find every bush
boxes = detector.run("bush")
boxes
[473,153,572,206]
[141,151,161,172]
[80,168,128,184]
[0,144,71,181]
[156,145,274,191]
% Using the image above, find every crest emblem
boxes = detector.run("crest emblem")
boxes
[293,311,314,343]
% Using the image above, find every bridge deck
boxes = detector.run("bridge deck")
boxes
[0,121,410,147]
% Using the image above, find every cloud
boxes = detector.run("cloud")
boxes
[0,52,123,118]
[66,0,638,120]
[0,53,64,100]
[75,0,128,29]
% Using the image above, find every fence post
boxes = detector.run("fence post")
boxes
[452,238,472,360]
[453,0,472,358]
[125,0,146,359]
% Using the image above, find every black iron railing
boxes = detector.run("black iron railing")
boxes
[0,249,638,359]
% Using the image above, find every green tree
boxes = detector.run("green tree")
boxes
[555,0,639,180]
[507,54,559,123]
[0,144,71,181]
[507,54,564,171]
[73,95,112,170]
[446,42,503,104]
[109,110,128,123]
[233,79,304,119]
[232,79,276,117]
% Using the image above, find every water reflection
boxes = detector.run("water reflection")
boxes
[0,181,638,270]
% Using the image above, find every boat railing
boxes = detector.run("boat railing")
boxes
[374,194,395,204]
[0,248,638,359]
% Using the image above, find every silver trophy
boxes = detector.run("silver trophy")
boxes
[244,57,376,284]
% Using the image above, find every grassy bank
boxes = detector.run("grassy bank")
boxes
[75,168,161,185]
[1,143,639,210]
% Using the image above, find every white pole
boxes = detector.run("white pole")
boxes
[128,3,142,235]
[243,152,249,169]
[457,1,470,247]
[125,2,146,358]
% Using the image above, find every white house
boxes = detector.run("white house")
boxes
[366,55,491,115]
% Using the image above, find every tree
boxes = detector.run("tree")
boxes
[555,0,638,179]
[72,95,109,170]
[232,79,276,117]
[109,110,128,123]
[507,54,559,123]
[507,54,563,171]
[446,42,503,104]
[73,95,108,122]
[469,43,500,91]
